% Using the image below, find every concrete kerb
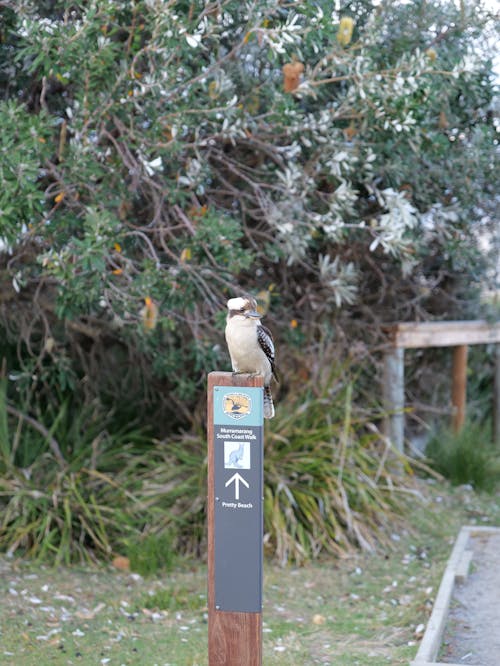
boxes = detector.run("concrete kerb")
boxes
[410,525,500,666]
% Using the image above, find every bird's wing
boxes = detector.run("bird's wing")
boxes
[257,324,279,382]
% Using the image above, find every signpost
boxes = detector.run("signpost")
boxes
[207,372,264,666]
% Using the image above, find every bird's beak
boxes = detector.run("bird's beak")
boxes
[244,309,261,319]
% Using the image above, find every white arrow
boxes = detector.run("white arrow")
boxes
[225,472,249,500]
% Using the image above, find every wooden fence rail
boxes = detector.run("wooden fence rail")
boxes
[382,320,500,451]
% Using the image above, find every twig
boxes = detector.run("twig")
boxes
[6,404,66,468]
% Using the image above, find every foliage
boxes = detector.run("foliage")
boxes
[126,532,177,576]
[0,372,208,562]
[0,380,148,562]
[0,368,422,564]
[263,382,419,564]
[426,421,500,492]
[0,0,497,420]
[0,0,497,566]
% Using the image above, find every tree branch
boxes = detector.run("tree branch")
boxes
[6,404,66,468]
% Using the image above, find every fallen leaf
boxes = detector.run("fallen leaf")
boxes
[415,622,425,638]
[76,602,106,620]
[312,613,326,625]
[112,556,130,572]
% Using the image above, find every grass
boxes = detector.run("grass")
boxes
[126,532,178,577]
[1,479,499,666]
[426,421,500,492]
[263,382,418,564]
[0,373,421,568]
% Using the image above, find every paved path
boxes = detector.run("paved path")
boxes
[441,532,500,665]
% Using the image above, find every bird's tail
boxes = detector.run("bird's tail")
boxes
[263,385,275,419]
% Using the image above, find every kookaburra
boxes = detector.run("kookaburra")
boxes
[225,296,278,419]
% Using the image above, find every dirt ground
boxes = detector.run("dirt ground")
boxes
[1,485,499,666]
[441,532,500,666]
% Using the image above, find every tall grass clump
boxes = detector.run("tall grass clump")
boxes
[0,375,149,563]
[0,368,419,567]
[264,383,418,565]
[0,369,207,565]
[114,436,208,561]
[426,421,499,492]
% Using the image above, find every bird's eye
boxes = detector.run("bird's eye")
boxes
[239,307,245,312]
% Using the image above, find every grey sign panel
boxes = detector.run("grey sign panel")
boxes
[213,422,263,613]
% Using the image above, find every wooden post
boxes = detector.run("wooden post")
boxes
[383,320,500,445]
[451,345,468,433]
[207,372,263,666]
[494,344,500,446]
[382,347,405,452]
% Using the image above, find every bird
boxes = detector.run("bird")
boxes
[225,296,278,419]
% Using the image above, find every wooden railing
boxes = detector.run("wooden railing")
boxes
[382,320,500,451]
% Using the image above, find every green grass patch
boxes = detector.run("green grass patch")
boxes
[1,481,499,665]
[426,421,500,492]
[126,532,177,576]
[141,585,206,612]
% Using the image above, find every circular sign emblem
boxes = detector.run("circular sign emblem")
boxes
[223,393,252,419]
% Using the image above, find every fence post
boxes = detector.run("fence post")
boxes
[383,347,405,452]
[207,371,263,666]
[451,345,468,433]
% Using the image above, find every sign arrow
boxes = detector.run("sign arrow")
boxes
[225,472,249,500]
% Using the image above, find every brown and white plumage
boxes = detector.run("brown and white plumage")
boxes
[225,296,277,419]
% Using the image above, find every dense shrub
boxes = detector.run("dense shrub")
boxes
[0,0,497,424]
[0,374,417,565]
[0,0,498,563]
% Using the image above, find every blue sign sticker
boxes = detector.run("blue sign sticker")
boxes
[213,386,263,427]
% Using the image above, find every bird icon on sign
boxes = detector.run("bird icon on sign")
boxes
[223,393,251,419]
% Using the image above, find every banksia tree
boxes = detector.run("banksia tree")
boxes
[0,0,497,424]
